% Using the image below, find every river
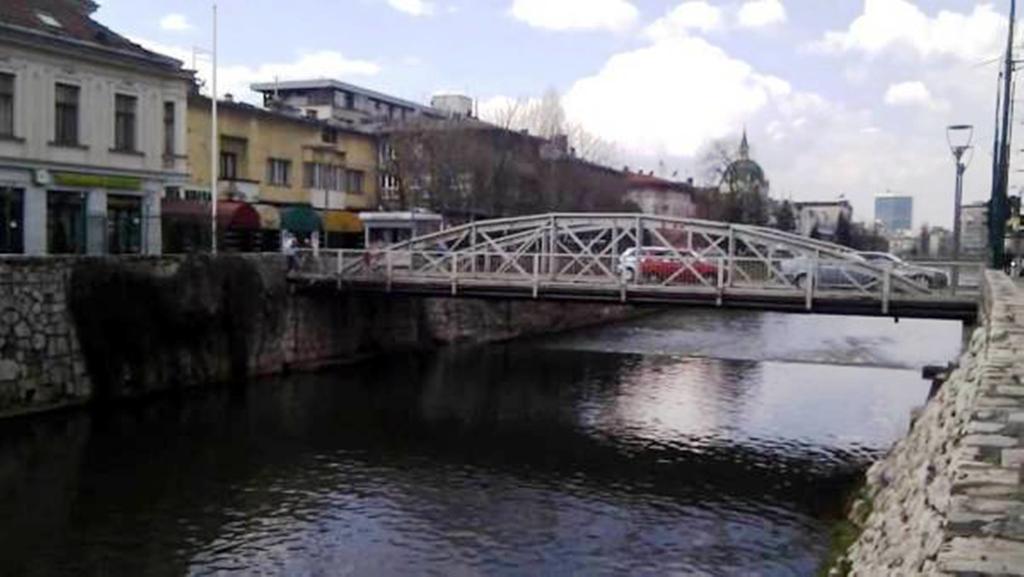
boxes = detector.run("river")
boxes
[0,309,963,576]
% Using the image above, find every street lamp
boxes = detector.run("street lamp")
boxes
[947,124,973,291]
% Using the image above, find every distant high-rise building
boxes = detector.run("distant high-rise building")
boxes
[875,195,913,232]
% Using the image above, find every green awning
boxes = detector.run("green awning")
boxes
[281,205,322,234]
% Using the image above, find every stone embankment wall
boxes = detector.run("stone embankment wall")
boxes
[0,255,634,417]
[837,271,1024,576]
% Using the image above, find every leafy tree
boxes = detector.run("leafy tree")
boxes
[773,200,796,232]
[835,213,853,247]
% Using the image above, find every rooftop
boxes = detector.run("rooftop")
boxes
[0,0,187,73]
[251,78,443,117]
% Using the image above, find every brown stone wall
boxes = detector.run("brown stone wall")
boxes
[0,255,635,417]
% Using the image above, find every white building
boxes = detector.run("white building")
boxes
[794,200,853,241]
[959,202,988,257]
[251,79,445,130]
[0,0,192,255]
[625,172,697,219]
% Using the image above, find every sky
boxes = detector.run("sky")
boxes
[93,0,1016,229]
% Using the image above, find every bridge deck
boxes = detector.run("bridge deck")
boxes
[291,273,979,320]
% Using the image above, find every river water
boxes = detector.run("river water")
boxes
[0,309,963,577]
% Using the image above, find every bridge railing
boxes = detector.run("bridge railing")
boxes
[292,246,964,314]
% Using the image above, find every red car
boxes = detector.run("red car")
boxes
[637,247,720,284]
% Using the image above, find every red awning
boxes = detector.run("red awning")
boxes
[162,200,262,231]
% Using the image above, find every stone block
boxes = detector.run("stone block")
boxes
[962,434,1020,448]
[1003,448,1024,468]
[938,536,1024,575]
[0,359,18,381]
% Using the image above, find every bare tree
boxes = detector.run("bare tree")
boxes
[481,88,618,164]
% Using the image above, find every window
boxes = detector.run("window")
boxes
[220,152,238,180]
[47,191,86,254]
[114,94,137,151]
[305,109,318,119]
[54,83,79,145]
[304,162,342,190]
[163,102,175,156]
[0,187,23,254]
[346,170,365,194]
[344,91,354,109]
[107,195,142,254]
[0,73,13,137]
[321,128,338,144]
[36,11,62,28]
[164,186,182,200]
[267,158,291,186]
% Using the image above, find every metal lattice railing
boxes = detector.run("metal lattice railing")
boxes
[290,213,982,314]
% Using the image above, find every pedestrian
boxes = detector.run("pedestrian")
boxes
[283,231,298,272]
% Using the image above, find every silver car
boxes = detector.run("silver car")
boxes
[856,252,949,289]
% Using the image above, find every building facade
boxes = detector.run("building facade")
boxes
[875,194,913,233]
[0,0,191,255]
[959,202,989,257]
[625,172,697,219]
[183,94,377,249]
[794,200,853,241]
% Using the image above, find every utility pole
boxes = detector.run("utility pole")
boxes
[991,0,1016,268]
[210,2,218,254]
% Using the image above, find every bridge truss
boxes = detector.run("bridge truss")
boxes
[293,213,981,319]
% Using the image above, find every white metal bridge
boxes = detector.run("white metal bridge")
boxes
[291,213,982,320]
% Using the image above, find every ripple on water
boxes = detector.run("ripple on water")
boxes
[0,310,956,577]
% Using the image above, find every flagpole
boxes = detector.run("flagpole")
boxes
[210,2,219,254]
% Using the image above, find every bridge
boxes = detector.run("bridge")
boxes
[291,213,983,320]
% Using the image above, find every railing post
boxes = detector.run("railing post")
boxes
[336,250,343,290]
[386,249,392,293]
[548,215,556,279]
[805,251,817,311]
[727,227,736,288]
[882,268,891,315]
[450,252,458,295]
[716,256,724,306]
[951,263,959,296]
[532,252,540,298]
[470,224,477,274]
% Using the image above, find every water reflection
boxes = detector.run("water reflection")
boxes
[0,310,959,577]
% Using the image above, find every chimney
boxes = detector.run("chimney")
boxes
[224,93,234,103]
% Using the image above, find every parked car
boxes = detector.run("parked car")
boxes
[780,253,878,290]
[856,252,949,289]
[617,247,720,284]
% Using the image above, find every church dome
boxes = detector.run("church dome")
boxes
[721,129,768,194]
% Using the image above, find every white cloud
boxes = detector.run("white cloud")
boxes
[130,37,380,102]
[883,81,947,111]
[159,13,191,32]
[737,0,786,29]
[645,2,723,40]
[387,0,434,16]
[562,36,791,156]
[510,0,638,32]
[815,0,1005,61]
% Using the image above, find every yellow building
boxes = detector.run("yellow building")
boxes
[176,93,377,250]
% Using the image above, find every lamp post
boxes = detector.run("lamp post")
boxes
[947,124,973,291]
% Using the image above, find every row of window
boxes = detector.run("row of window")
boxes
[219,153,365,193]
[0,73,177,156]
[0,187,143,255]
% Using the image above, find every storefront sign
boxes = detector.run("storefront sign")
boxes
[52,172,142,191]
